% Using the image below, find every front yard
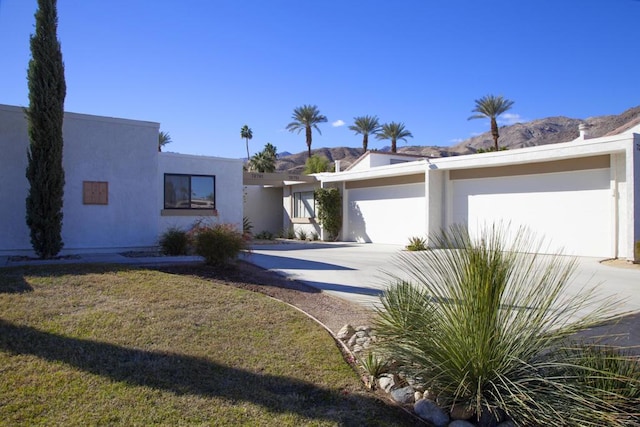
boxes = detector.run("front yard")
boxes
[0,264,415,426]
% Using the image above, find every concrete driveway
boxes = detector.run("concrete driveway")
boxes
[243,241,640,314]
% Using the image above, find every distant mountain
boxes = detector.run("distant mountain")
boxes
[275,106,640,172]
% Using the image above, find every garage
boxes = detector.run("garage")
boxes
[451,158,613,257]
[345,175,425,244]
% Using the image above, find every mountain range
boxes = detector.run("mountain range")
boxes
[275,105,640,173]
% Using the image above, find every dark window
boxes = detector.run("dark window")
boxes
[164,174,215,209]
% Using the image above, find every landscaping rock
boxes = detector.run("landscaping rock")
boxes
[414,391,423,402]
[414,399,450,427]
[496,421,516,427]
[336,324,354,340]
[377,373,396,393]
[347,334,357,347]
[450,404,474,420]
[390,386,415,404]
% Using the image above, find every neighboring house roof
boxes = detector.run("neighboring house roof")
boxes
[345,151,431,172]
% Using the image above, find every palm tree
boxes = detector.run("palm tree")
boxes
[468,94,514,151]
[240,125,253,160]
[286,105,327,158]
[158,131,172,152]
[349,115,381,152]
[376,122,413,153]
[247,143,277,173]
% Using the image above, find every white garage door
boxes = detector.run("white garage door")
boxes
[346,183,425,244]
[452,168,612,257]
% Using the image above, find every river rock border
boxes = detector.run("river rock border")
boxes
[337,324,517,427]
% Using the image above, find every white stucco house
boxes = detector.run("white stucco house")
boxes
[248,123,640,261]
[0,104,243,256]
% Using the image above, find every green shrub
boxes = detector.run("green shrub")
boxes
[375,224,634,426]
[255,230,275,240]
[557,344,640,418]
[310,231,319,241]
[405,236,427,251]
[192,223,246,266]
[159,227,190,255]
[314,187,342,241]
[296,229,308,241]
[281,227,296,240]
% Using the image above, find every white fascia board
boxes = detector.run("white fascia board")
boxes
[321,159,429,183]
[431,137,631,171]
[159,151,244,165]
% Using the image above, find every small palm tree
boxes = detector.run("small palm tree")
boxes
[247,143,277,173]
[240,125,253,160]
[286,105,327,158]
[376,122,412,153]
[468,94,514,151]
[349,115,381,152]
[158,131,172,152]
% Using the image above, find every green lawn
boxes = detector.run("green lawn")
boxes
[0,264,415,426]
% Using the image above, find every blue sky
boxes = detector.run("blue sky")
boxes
[1,1,638,159]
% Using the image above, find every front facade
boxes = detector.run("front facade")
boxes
[0,104,243,255]
[279,128,640,261]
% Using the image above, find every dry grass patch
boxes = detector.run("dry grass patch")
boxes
[0,264,415,426]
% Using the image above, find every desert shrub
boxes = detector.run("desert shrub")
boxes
[310,231,319,241]
[193,223,246,266]
[255,230,275,240]
[358,351,391,382]
[280,227,296,240]
[243,217,253,239]
[555,344,640,421]
[159,227,190,255]
[405,236,427,251]
[296,229,308,241]
[375,224,636,426]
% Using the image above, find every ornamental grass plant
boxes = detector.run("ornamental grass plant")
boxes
[375,224,640,426]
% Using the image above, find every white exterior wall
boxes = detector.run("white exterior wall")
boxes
[632,135,640,261]
[159,153,243,234]
[612,153,627,257]
[243,185,283,235]
[426,168,445,240]
[0,104,160,255]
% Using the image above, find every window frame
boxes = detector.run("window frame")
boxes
[163,173,216,210]
[293,190,316,219]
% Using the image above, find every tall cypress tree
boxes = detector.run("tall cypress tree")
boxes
[25,0,66,259]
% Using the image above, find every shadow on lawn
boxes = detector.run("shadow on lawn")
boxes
[0,319,417,425]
